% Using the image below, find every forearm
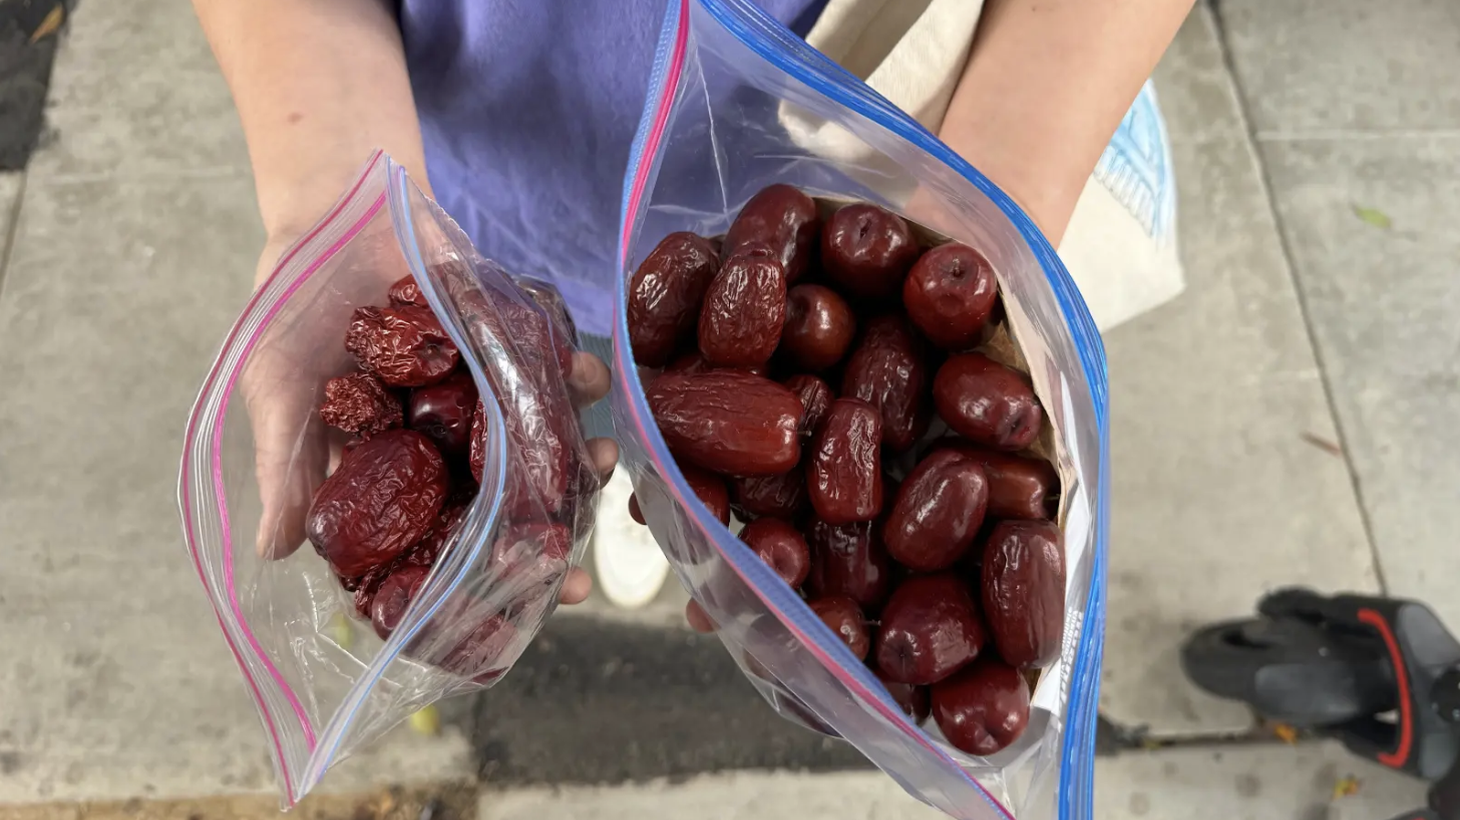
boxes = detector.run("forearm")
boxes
[192,0,429,245]
[938,0,1194,245]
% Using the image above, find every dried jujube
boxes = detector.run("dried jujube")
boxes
[932,353,1042,451]
[306,429,448,578]
[320,371,403,438]
[646,370,803,476]
[721,184,820,283]
[345,305,460,387]
[627,232,720,367]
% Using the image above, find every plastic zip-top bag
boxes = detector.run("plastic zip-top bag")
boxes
[610,2,1108,819]
[178,152,599,806]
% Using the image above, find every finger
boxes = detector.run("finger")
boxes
[588,437,618,481]
[685,600,717,633]
[558,567,592,605]
[567,351,611,408]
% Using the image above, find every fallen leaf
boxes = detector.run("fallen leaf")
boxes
[1273,723,1299,744]
[1332,775,1361,799]
[409,704,441,736]
[30,6,65,43]
[1352,205,1392,230]
[1300,432,1344,457]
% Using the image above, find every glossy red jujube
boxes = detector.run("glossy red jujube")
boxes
[841,315,930,453]
[646,370,803,476]
[807,596,870,660]
[805,518,892,610]
[681,463,731,525]
[932,353,1043,451]
[627,232,720,367]
[882,449,989,572]
[876,669,931,723]
[807,398,884,525]
[408,372,478,456]
[306,429,448,578]
[875,573,986,685]
[741,517,811,588]
[902,242,999,350]
[698,251,787,369]
[731,471,808,520]
[782,374,833,436]
[930,439,1058,520]
[821,203,920,301]
[720,184,820,283]
[931,655,1030,756]
[781,285,856,371]
[982,520,1065,669]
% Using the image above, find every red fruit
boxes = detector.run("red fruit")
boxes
[932,353,1043,451]
[782,374,833,436]
[408,372,479,456]
[807,398,883,524]
[982,520,1065,669]
[388,274,428,308]
[882,450,989,572]
[470,395,578,522]
[902,243,999,350]
[876,669,931,723]
[875,574,986,685]
[721,184,820,283]
[402,500,471,568]
[781,285,856,371]
[806,519,892,610]
[930,440,1058,520]
[681,464,731,525]
[807,596,870,660]
[820,203,919,301]
[627,232,720,367]
[319,371,403,438]
[646,370,803,476]
[731,471,808,520]
[306,429,448,578]
[698,252,787,369]
[430,612,521,682]
[841,315,930,453]
[370,565,430,639]
[931,656,1030,756]
[665,351,768,377]
[740,517,811,588]
[345,305,460,387]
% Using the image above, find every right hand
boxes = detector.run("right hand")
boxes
[241,237,618,606]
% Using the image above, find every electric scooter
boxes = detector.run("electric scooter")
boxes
[1182,588,1460,820]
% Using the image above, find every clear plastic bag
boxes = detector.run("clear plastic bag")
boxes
[178,152,599,806]
[609,2,1109,819]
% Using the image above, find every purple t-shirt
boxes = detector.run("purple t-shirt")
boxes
[398,0,829,337]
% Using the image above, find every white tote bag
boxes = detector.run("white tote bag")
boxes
[781,0,1185,332]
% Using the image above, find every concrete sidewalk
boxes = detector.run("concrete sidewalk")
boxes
[0,0,1456,818]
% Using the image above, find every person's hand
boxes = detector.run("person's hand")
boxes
[241,237,617,607]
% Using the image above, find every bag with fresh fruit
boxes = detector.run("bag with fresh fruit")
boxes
[609,2,1108,819]
[179,152,599,807]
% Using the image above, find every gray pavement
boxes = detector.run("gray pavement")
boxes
[0,0,1456,818]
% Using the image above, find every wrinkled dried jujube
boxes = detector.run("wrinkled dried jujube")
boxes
[306,429,448,578]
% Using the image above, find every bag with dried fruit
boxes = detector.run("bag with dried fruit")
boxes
[178,152,599,807]
[611,2,1107,819]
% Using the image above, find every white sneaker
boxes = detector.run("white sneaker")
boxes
[592,470,670,610]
